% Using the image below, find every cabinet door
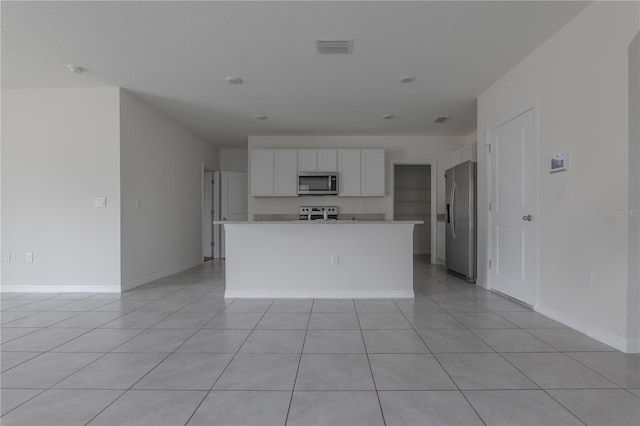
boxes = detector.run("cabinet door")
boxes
[251,149,275,196]
[274,149,299,196]
[317,149,338,172]
[298,150,318,172]
[338,149,361,196]
[361,149,385,196]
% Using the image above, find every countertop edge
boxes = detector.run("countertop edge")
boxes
[214,220,424,225]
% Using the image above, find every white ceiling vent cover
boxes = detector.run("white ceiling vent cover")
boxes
[315,39,353,54]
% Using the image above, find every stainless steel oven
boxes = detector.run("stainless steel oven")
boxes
[297,172,338,195]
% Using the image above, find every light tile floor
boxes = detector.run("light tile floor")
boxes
[1,257,639,426]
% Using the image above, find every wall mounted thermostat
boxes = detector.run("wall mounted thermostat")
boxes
[550,153,568,173]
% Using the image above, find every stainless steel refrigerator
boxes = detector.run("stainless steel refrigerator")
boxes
[445,161,477,282]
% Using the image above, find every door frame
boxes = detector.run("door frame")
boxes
[486,103,540,307]
[201,163,217,262]
[390,161,437,264]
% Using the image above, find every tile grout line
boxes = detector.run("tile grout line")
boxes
[394,298,488,426]
[182,298,277,426]
[354,299,388,426]
[283,299,314,426]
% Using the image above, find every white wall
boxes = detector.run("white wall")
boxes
[1,88,121,291]
[248,135,467,219]
[220,149,248,171]
[628,31,640,353]
[119,90,219,290]
[477,2,639,351]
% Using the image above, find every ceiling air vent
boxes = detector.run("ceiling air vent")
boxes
[434,116,450,123]
[315,39,353,54]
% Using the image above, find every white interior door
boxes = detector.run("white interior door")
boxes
[221,171,248,258]
[203,172,214,258]
[490,108,536,305]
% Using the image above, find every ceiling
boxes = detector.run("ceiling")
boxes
[1,1,589,147]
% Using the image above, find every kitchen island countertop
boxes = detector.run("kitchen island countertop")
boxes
[214,220,423,224]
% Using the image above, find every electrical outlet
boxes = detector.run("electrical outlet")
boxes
[584,271,594,287]
[3,253,11,262]
[26,252,33,263]
[170,243,175,252]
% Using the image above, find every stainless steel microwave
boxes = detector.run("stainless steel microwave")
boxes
[298,172,338,195]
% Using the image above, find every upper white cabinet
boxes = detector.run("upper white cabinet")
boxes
[274,150,298,196]
[251,149,298,197]
[252,148,384,197]
[338,149,385,197]
[251,149,275,196]
[451,142,477,166]
[361,149,385,196]
[338,149,362,196]
[298,149,337,172]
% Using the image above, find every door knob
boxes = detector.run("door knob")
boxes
[522,215,532,221]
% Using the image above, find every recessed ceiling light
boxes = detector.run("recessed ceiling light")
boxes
[67,64,84,74]
[226,76,244,85]
[256,115,268,120]
[434,116,450,123]
[381,114,394,120]
[399,76,415,83]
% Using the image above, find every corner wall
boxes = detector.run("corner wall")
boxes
[119,90,218,291]
[1,88,121,291]
[477,2,639,351]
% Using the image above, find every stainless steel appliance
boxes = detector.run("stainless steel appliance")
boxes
[299,206,338,220]
[298,172,338,195]
[445,161,477,282]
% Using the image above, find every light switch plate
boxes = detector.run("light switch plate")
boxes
[95,197,106,208]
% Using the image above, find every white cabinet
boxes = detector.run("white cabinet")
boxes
[361,149,384,196]
[274,149,298,196]
[251,150,275,196]
[451,142,477,166]
[297,149,337,172]
[338,149,362,196]
[251,149,298,197]
[318,149,338,171]
[338,149,385,197]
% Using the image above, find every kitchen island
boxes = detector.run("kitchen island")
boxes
[215,220,422,299]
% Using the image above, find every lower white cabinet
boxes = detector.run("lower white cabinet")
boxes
[338,149,385,197]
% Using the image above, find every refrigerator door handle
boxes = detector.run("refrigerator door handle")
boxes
[450,182,457,239]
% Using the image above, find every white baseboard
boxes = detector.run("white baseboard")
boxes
[224,290,415,299]
[535,303,630,353]
[121,260,203,291]
[1,285,121,293]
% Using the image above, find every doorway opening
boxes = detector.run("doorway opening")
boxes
[394,164,432,259]
[202,168,216,262]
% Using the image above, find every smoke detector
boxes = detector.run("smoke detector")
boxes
[315,39,353,54]
[434,116,450,123]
